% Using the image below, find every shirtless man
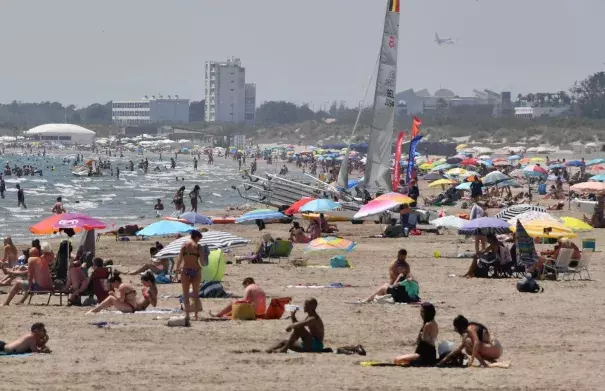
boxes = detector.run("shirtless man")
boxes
[2,248,53,306]
[0,323,51,354]
[210,277,266,318]
[51,196,66,214]
[175,230,208,323]
[266,298,324,353]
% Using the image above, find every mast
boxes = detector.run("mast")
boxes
[363,0,400,192]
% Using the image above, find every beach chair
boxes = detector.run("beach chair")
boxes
[27,289,69,306]
[542,248,573,281]
[569,251,593,281]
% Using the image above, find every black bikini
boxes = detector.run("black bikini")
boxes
[411,324,437,367]
[470,322,488,342]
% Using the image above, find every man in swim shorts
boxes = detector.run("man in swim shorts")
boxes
[266,298,324,353]
[0,323,51,354]
[210,277,266,318]
[2,248,53,306]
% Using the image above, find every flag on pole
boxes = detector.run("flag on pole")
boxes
[411,116,422,138]
[389,0,400,13]
[392,131,406,190]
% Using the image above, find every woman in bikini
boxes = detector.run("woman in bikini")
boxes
[175,230,208,323]
[87,271,138,314]
[394,302,438,366]
[189,185,202,212]
[0,237,20,285]
[173,186,186,213]
[438,315,503,367]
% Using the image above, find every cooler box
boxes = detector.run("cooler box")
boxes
[582,238,596,252]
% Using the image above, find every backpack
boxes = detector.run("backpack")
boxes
[516,275,544,293]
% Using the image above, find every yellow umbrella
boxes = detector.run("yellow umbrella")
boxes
[510,219,576,238]
[530,157,546,163]
[456,144,468,151]
[419,163,433,170]
[446,168,468,176]
[428,178,456,188]
[561,216,593,232]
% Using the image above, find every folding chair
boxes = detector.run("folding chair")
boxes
[542,248,573,281]
[569,251,593,280]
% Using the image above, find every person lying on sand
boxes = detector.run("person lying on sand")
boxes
[394,303,438,366]
[128,247,170,276]
[266,298,324,353]
[86,271,157,314]
[2,248,54,306]
[361,249,415,303]
[0,322,51,354]
[210,277,266,318]
[438,315,503,368]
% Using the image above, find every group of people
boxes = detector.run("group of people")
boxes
[171,185,203,213]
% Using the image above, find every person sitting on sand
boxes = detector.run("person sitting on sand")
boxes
[175,230,208,322]
[211,277,267,318]
[394,302,438,366]
[361,249,416,303]
[128,247,171,276]
[318,213,338,233]
[2,248,54,306]
[0,323,51,354]
[438,315,503,368]
[307,219,321,240]
[266,298,324,353]
[289,222,310,244]
[87,270,157,314]
[463,234,503,278]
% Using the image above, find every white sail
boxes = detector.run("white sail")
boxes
[363,0,400,192]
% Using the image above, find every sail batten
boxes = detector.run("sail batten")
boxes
[363,0,400,192]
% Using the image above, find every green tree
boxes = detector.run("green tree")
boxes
[571,71,605,118]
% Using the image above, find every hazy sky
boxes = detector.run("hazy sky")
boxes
[0,0,602,107]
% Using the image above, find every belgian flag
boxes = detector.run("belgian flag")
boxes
[389,0,400,13]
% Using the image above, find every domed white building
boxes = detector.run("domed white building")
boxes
[25,124,95,145]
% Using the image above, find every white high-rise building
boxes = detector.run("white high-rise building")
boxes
[205,58,247,123]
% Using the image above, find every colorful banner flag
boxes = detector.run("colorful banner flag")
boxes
[392,131,406,191]
[406,135,423,184]
[411,116,422,138]
[389,0,400,13]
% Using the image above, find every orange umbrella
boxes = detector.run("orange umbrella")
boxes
[284,197,315,215]
[30,213,106,235]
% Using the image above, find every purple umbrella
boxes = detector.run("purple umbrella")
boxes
[458,217,511,236]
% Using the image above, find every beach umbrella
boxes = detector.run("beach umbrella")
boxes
[549,163,564,169]
[510,219,575,239]
[299,199,341,213]
[507,211,561,226]
[236,209,288,223]
[431,163,454,172]
[304,236,357,253]
[493,161,511,167]
[429,178,456,188]
[456,182,474,191]
[477,159,492,167]
[177,212,213,225]
[586,158,605,166]
[494,179,521,188]
[482,171,511,186]
[570,181,605,193]
[458,217,511,236]
[461,158,478,166]
[494,204,547,221]
[446,157,463,164]
[455,144,468,151]
[591,165,605,172]
[430,216,467,230]
[523,165,548,177]
[508,169,525,178]
[353,192,414,219]
[422,172,446,181]
[508,155,521,161]
[560,217,593,232]
[284,197,315,215]
[565,160,585,167]
[530,157,546,163]
[589,174,605,182]
[154,231,251,259]
[136,221,194,236]
[29,213,107,235]
[445,168,468,176]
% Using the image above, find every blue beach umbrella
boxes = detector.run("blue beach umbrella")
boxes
[136,221,194,236]
[236,209,287,223]
[299,199,341,213]
[179,212,213,225]
[508,155,521,161]
[565,160,585,167]
[589,174,605,182]
[586,158,605,166]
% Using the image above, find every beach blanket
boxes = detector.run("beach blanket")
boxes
[287,283,351,289]
[0,352,32,358]
[105,308,182,315]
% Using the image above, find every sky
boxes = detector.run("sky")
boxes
[0,0,602,108]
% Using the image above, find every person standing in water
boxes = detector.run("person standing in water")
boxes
[175,230,208,324]
[16,184,26,209]
[0,176,5,199]
[51,197,66,214]
[189,185,202,212]
[193,157,198,171]
[173,186,186,213]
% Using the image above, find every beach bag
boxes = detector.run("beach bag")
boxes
[516,275,543,293]
[387,282,420,303]
[330,255,349,268]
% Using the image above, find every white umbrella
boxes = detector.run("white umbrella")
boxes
[154,231,250,259]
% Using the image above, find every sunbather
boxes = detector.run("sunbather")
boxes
[87,270,157,314]
[394,303,438,366]
[266,298,324,353]
[0,323,51,354]
[319,213,338,233]
[289,222,310,244]
[128,247,171,275]
[438,315,503,368]
[361,249,415,303]
[531,237,581,278]
[2,248,53,306]
[210,277,267,318]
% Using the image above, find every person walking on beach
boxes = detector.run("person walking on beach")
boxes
[189,185,202,212]
[16,184,26,209]
[175,230,209,324]
[173,186,186,213]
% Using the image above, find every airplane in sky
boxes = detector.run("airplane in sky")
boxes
[435,33,455,45]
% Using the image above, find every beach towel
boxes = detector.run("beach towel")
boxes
[0,352,33,358]
[515,221,538,268]
[107,308,182,315]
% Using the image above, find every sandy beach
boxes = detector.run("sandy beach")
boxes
[1,194,603,390]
